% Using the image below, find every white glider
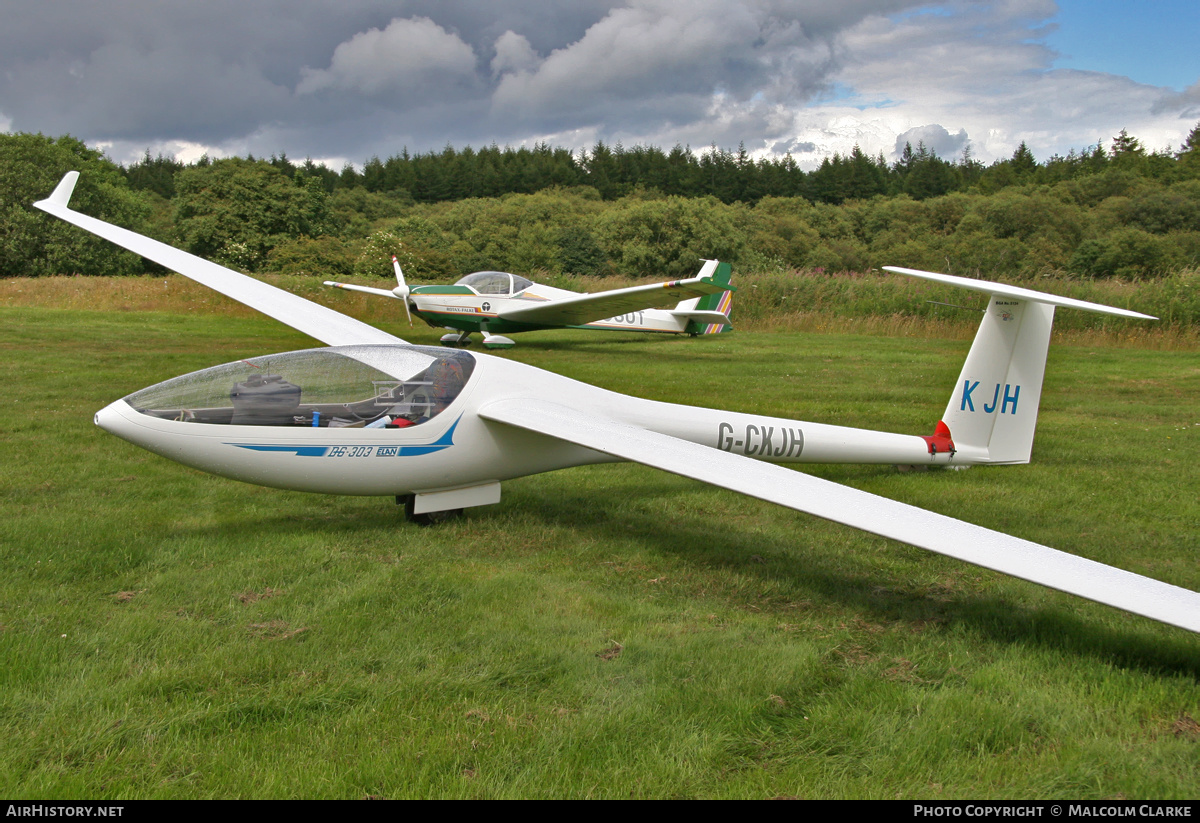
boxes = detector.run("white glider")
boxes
[34,171,1198,635]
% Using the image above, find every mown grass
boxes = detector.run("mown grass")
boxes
[1,296,1197,799]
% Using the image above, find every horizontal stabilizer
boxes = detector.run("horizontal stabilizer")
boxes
[667,310,731,326]
[883,266,1156,319]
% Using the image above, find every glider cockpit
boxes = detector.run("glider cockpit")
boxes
[126,345,475,429]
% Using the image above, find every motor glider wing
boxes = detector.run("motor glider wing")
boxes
[478,397,1200,634]
[33,172,404,348]
[498,262,733,327]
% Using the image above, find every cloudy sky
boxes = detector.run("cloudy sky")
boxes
[2,0,1198,170]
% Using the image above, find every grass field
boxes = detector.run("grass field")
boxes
[1,290,1198,799]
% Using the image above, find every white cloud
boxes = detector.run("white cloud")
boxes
[764,0,1198,165]
[491,31,540,78]
[3,1,1198,167]
[895,124,968,158]
[492,1,763,119]
[297,17,478,97]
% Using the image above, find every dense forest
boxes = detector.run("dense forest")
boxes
[2,125,1199,284]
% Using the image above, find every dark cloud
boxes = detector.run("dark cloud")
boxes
[1151,80,1200,120]
[772,139,818,154]
[0,0,920,163]
[3,1,1192,167]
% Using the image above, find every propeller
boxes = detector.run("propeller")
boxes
[391,255,413,325]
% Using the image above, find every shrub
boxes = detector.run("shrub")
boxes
[0,133,150,276]
[1070,228,1169,278]
[265,236,354,277]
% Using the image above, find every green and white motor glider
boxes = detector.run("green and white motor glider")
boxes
[34,172,1200,636]
[325,253,734,349]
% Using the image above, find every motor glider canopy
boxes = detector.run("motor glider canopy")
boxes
[454,271,535,296]
[125,345,475,428]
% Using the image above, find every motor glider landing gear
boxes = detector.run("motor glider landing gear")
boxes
[481,332,515,350]
[440,331,473,347]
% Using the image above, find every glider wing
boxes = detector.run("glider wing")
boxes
[35,172,404,347]
[479,397,1200,634]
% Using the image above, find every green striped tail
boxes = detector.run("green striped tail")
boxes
[685,262,733,335]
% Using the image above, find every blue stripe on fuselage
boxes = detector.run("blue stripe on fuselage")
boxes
[227,416,461,457]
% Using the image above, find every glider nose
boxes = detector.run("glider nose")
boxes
[94,399,142,445]
[94,400,118,432]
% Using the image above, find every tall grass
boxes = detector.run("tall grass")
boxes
[715,267,1199,344]
[6,268,1195,348]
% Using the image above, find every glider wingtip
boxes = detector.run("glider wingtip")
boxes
[35,171,80,211]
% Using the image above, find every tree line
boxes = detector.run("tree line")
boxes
[1,125,1198,283]
[118,127,1200,207]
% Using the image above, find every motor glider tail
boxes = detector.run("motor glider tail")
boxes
[677,261,734,334]
[882,267,1156,465]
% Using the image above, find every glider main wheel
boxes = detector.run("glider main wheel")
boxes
[414,508,463,526]
[396,494,464,526]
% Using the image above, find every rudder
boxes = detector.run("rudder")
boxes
[941,297,1055,464]
[681,262,733,335]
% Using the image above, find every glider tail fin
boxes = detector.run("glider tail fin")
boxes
[881,267,1156,465]
[940,298,1056,464]
[679,261,734,335]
